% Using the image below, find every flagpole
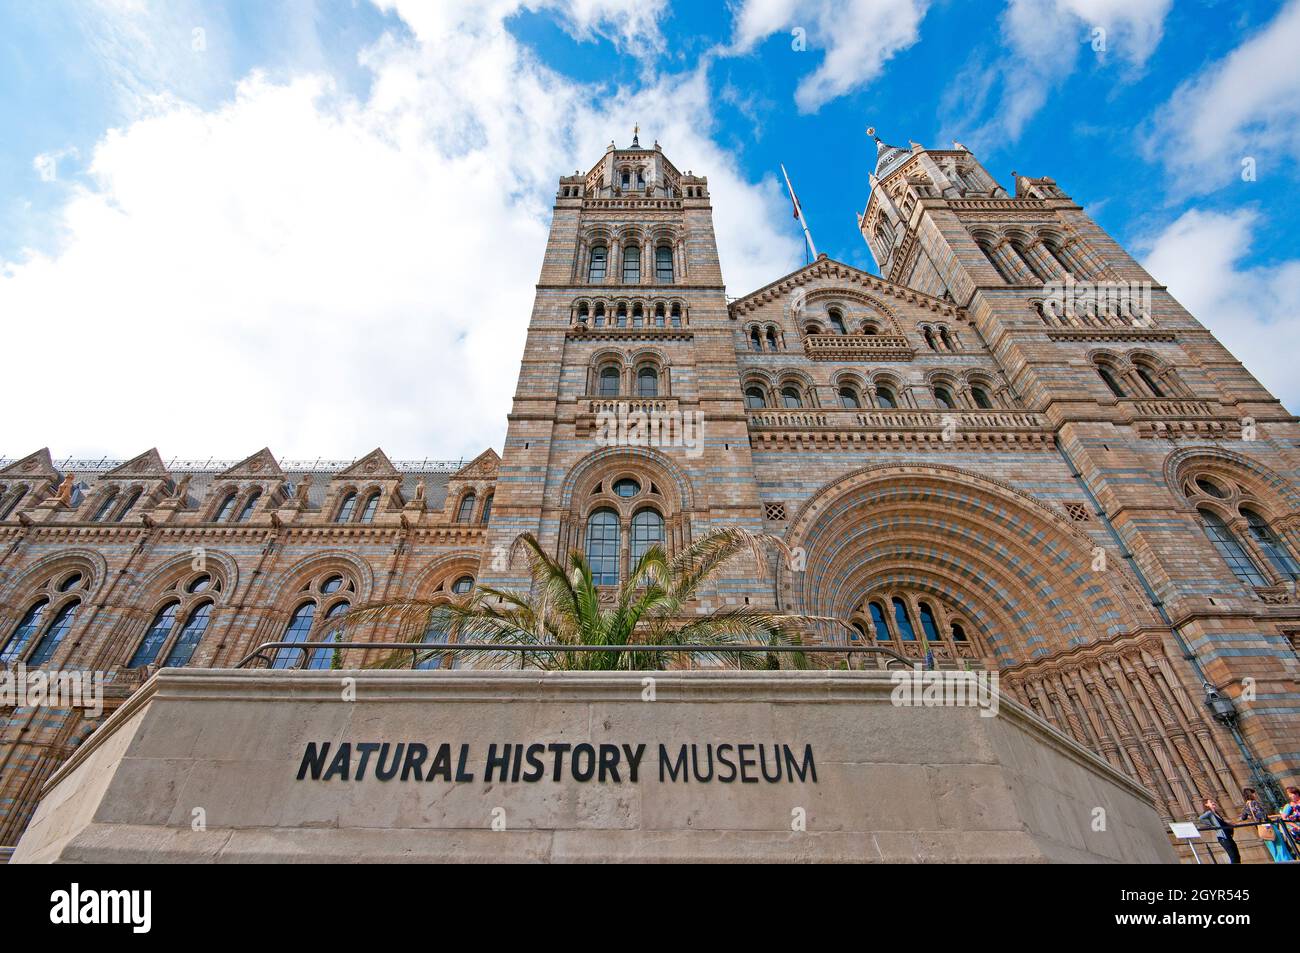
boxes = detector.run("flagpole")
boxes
[781,163,818,263]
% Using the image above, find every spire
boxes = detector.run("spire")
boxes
[866,125,910,179]
[632,124,640,148]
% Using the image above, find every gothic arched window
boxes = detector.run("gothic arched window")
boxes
[630,508,665,570]
[868,601,891,641]
[27,600,79,666]
[480,493,493,525]
[0,486,27,520]
[1242,507,1300,579]
[162,602,213,668]
[586,508,621,586]
[656,245,673,282]
[1198,508,1267,587]
[114,489,142,522]
[359,491,381,524]
[129,602,179,668]
[456,492,477,524]
[237,490,260,523]
[272,602,317,670]
[918,602,941,641]
[0,600,48,663]
[892,597,917,641]
[588,245,607,282]
[622,245,640,283]
[92,491,118,522]
[336,491,358,523]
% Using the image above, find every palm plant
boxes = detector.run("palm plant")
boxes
[333,527,812,671]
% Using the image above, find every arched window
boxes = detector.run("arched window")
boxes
[1198,508,1267,587]
[630,509,665,570]
[656,245,673,282]
[923,327,937,350]
[91,491,118,522]
[1134,363,1165,398]
[828,309,847,335]
[588,245,607,282]
[977,238,1014,283]
[1242,508,1300,579]
[637,366,659,397]
[586,508,620,586]
[616,302,627,327]
[27,600,78,666]
[868,601,891,641]
[599,365,620,396]
[891,597,917,641]
[236,490,260,523]
[933,386,956,409]
[744,387,767,409]
[306,601,349,670]
[632,302,644,328]
[1,599,48,663]
[670,303,682,327]
[1042,238,1074,275]
[838,386,862,409]
[162,602,213,668]
[971,386,993,409]
[918,602,941,641]
[451,575,474,594]
[359,491,381,524]
[1096,364,1126,398]
[750,328,762,351]
[480,493,493,525]
[336,491,357,523]
[576,302,589,323]
[951,623,968,642]
[113,489,142,522]
[594,302,606,326]
[766,327,778,350]
[875,386,898,409]
[612,478,640,498]
[623,244,640,283]
[781,386,803,409]
[272,602,317,670]
[456,493,476,524]
[939,328,955,351]
[129,602,179,668]
[0,486,27,519]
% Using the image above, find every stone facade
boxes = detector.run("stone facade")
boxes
[2,133,1298,858]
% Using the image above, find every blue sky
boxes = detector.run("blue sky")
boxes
[2,0,1298,461]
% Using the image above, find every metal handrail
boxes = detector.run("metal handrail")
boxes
[233,640,918,671]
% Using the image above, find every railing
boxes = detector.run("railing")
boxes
[583,397,679,416]
[234,640,915,670]
[748,408,1047,431]
[803,334,913,360]
[1121,398,1216,418]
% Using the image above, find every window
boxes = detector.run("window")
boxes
[215,491,238,523]
[594,303,606,326]
[781,386,803,409]
[951,623,967,642]
[451,576,474,594]
[1198,508,1267,587]
[637,367,659,397]
[613,478,640,498]
[1242,508,1299,579]
[586,509,621,586]
[480,494,493,525]
[305,601,348,670]
[630,509,665,569]
[129,602,179,668]
[670,303,682,327]
[599,366,620,396]
[589,246,607,282]
[923,328,937,350]
[744,387,766,409]
[892,597,917,641]
[237,490,260,523]
[1195,477,1227,498]
[868,602,891,641]
[27,600,78,666]
[654,303,665,327]
[321,575,344,594]
[918,602,941,641]
[272,602,317,669]
[750,328,762,351]
[971,386,993,409]
[632,303,643,328]
[875,386,897,409]
[336,492,357,522]
[933,386,956,409]
[0,486,27,519]
[623,245,640,283]
[1097,365,1126,398]
[939,328,955,350]
[359,491,381,524]
[114,489,142,522]
[1,600,48,663]
[162,602,212,668]
[456,493,477,524]
[187,574,212,593]
[91,492,118,522]
[828,309,846,335]
[656,245,673,282]
[1135,364,1165,397]
[838,386,861,409]
[766,327,778,350]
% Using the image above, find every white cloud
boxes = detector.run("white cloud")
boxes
[728,0,929,113]
[1139,208,1300,412]
[1,0,800,462]
[950,0,1170,146]
[1147,0,1300,192]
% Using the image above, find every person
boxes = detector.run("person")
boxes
[1198,797,1240,864]
[1239,787,1295,863]
[1281,787,1300,857]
